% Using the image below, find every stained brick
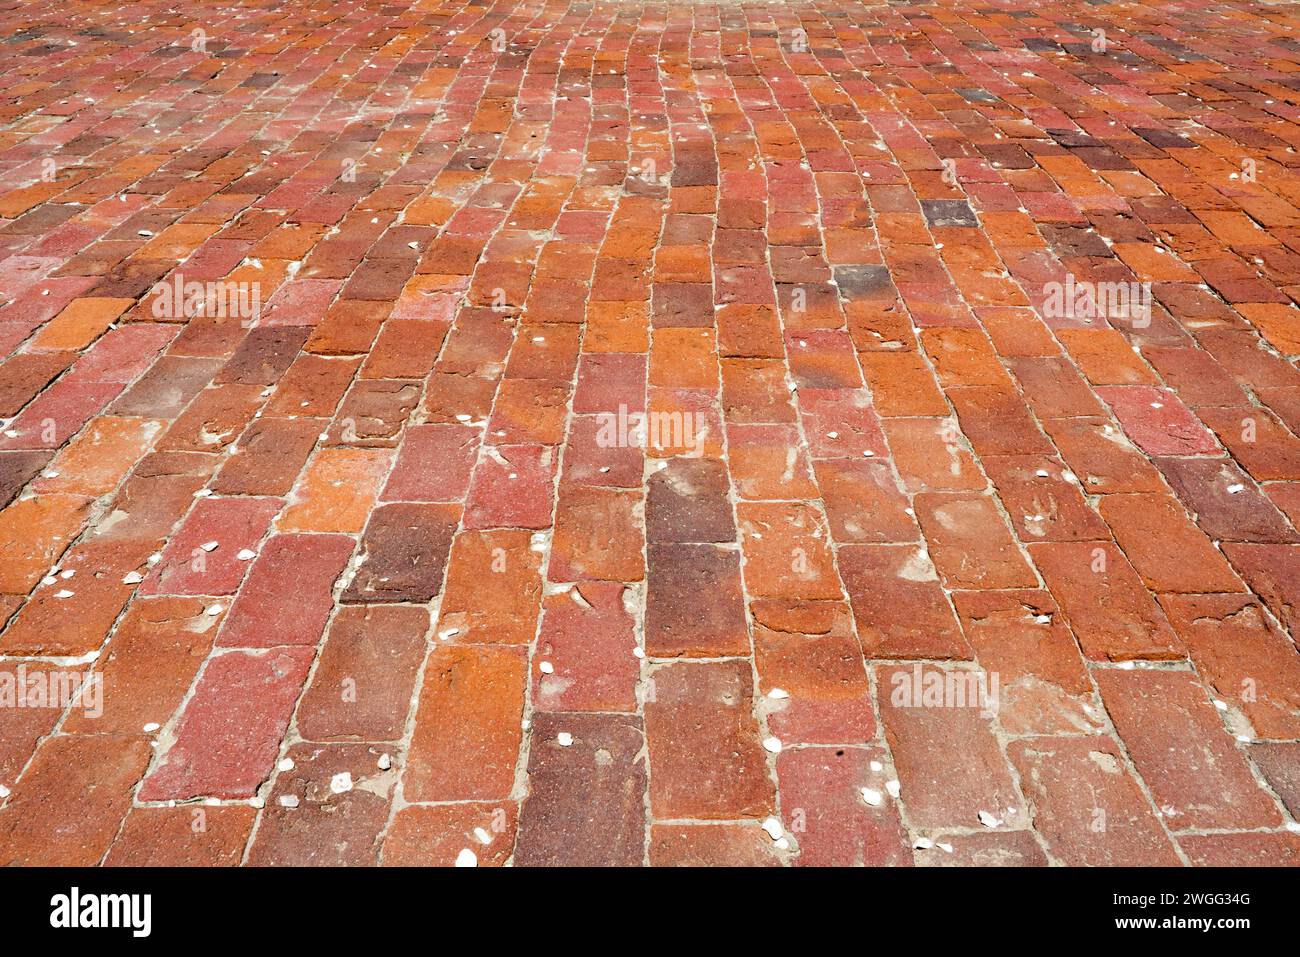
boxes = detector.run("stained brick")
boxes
[1095,668,1282,830]
[645,660,775,819]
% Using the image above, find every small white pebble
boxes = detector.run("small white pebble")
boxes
[200,541,218,552]
[237,548,256,561]
[122,571,144,584]
[886,780,901,798]
[767,687,790,700]
[330,772,353,794]
[937,842,954,853]
[278,758,295,772]
[455,848,478,867]
[205,604,223,616]
[861,787,883,807]
[53,589,74,599]
[378,753,392,770]
[762,736,782,754]
[977,810,1001,828]
[913,836,934,850]
[539,660,554,674]
[143,722,160,733]
[279,795,300,808]
[761,816,783,840]
[556,732,573,747]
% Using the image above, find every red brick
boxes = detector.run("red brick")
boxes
[1029,542,1183,661]
[646,457,735,543]
[211,416,321,496]
[726,423,818,501]
[548,485,645,582]
[797,387,889,459]
[1220,543,1300,635]
[381,423,480,502]
[63,596,220,734]
[878,663,1023,830]
[279,447,392,533]
[464,444,557,530]
[1156,456,1297,544]
[1198,406,1300,481]
[1250,742,1300,819]
[220,533,353,647]
[752,599,874,744]
[1159,593,1300,740]
[839,544,970,659]
[0,538,145,655]
[776,747,912,867]
[1095,385,1218,456]
[1008,736,1179,866]
[1099,493,1242,593]
[737,501,842,600]
[1179,832,1300,867]
[1095,668,1282,830]
[139,647,314,800]
[438,528,543,645]
[1040,415,1167,494]
[343,503,458,603]
[982,454,1108,542]
[882,417,985,492]
[952,590,1102,735]
[144,496,280,597]
[815,458,919,543]
[534,582,640,713]
[913,491,1036,589]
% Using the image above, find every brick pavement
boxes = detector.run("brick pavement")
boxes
[1,0,1300,867]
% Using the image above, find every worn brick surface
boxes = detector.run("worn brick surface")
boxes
[3,0,1300,868]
